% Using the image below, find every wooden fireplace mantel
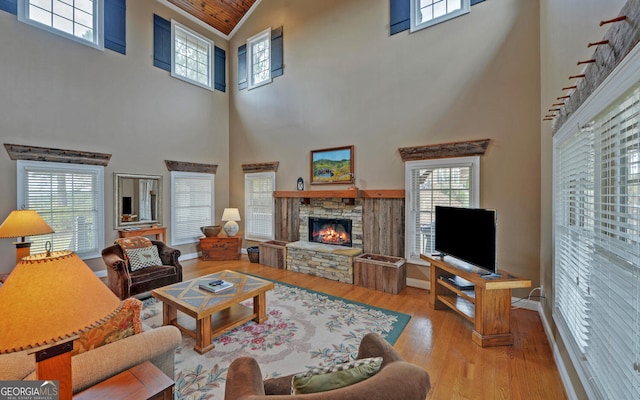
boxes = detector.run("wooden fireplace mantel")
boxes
[273,189,404,199]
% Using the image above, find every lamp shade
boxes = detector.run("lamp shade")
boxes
[0,250,121,353]
[0,210,54,239]
[221,208,241,222]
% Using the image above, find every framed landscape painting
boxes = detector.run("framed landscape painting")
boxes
[310,145,354,185]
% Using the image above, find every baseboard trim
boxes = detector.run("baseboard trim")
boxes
[406,277,430,290]
[538,303,578,400]
[180,252,199,261]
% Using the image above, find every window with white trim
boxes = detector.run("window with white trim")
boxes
[18,0,104,49]
[171,20,214,91]
[410,0,470,32]
[405,156,479,264]
[247,28,271,90]
[171,171,214,245]
[553,78,640,399]
[244,172,275,241]
[17,160,104,259]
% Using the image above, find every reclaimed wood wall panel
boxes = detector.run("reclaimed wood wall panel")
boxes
[362,198,405,257]
[274,197,300,242]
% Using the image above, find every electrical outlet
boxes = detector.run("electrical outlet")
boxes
[540,285,546,305]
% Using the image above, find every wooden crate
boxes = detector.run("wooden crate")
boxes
[259,240,288,269]
[353,253,406,294]
[200,236,242,260]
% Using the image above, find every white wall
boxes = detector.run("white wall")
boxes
[0,0,230,273]
[229,0,541,288]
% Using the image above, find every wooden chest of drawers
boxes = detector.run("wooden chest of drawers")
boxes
[200,236,242,260]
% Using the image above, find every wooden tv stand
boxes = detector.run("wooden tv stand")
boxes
[421,254,531,347]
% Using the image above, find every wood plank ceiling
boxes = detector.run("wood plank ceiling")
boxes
[167,0,257,35]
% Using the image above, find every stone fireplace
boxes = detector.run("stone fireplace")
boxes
[299,198,363,249]
[286,198,363,283]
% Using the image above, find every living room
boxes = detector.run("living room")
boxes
[0,0,636,399]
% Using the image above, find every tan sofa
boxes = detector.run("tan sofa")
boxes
[0,324,181,394]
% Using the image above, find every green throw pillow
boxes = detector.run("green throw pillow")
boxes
[291,357,383,395]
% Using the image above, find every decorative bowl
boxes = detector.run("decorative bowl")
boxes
[200,225,222,237]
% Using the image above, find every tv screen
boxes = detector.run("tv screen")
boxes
[434,206,497,274]
[122,196,132,215]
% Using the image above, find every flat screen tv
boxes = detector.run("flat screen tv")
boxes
[434,206,497,275]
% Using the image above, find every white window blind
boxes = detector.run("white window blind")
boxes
[554,83,640,400]
[171,172,214,245]
[244,172,274,241]
[17,160,104,259]
[405,157,479,264]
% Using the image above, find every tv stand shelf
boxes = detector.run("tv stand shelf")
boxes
[422,254,531,347]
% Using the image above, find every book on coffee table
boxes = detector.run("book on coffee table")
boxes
[199,279,234,293]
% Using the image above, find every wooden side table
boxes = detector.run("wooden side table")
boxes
[200,236,242,260]
[118,226,167,242]
[73,361,173,400]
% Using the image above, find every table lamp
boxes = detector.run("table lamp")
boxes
[0,210,54,263]
[0,249,121,400]
[221,208,241,237]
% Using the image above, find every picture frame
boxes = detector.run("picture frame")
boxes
[310,145,354,185]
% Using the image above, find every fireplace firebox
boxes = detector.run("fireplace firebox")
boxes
[309,217,352,247]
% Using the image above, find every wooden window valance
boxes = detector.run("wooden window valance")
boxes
[398,139,490,162]
[164,160,218,174]
[242,162,279,173]
[4,144,111,166]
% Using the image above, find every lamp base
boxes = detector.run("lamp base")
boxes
[30,337,77,400]
[14,241,31,264]
[223,221,239,237]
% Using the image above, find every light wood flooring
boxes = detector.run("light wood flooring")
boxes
[178,256,567,400]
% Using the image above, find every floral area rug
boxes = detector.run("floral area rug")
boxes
[141,278,410,399]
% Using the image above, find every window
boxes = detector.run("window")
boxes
[171,171,214,245]
[153,15,225,91]
[244,172,275,241]
[553,78,640,399]
[405,156,479,264]
[171,20,213,91]
[237,26,283,90]
[410,0,470,32]
[247,28,271,90]
[17,160,104,259]
[18,0,104,49]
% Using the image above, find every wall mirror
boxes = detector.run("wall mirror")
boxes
[114,173,162,229]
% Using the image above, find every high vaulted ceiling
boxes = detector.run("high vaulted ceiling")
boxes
[168,0,257,36]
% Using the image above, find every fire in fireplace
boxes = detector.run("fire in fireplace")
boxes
[309,217,352,247]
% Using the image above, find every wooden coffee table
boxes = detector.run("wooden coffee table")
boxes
[151,270,274,354]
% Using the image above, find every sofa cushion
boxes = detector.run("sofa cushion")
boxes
[125,245,162,272]
[291,357,383,394]
[130,265,176,284]
[115,236,153,266]
[72,298,143,355]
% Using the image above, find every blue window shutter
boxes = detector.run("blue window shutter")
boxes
[389,0,409,35]
[153,14,171,71]
[0,0,17,15]
[104,0,126,54]
[390,0,484,35]
[214,46,226,92]
[271,26,283,78]
[238,44,247,90]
